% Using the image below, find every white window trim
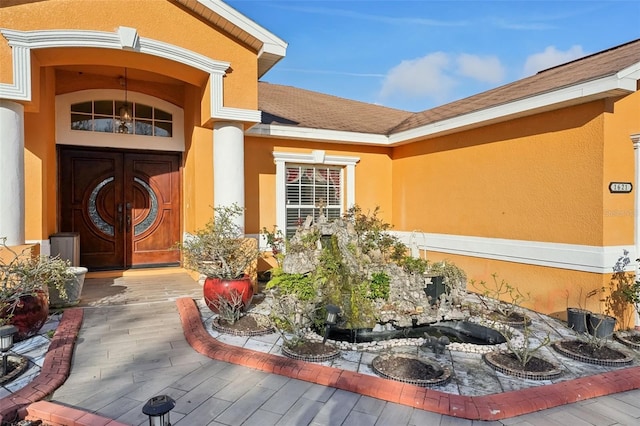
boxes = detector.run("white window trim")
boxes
[273,150,359,236]
[56,89,185,151]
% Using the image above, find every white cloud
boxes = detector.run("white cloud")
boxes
[379,52,456,102]
[379,52,506,104]
[522,45,586,76]
[456,54,505,84]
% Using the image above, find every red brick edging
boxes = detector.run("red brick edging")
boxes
[0,308,128,426]
[176,297,640,420]
[0,308,83,423]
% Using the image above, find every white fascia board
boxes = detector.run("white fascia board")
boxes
[248,123,390,145]
[388,73,637,145]
[198,0,288,57]
[618,62,640,80]
[392,231,636,274]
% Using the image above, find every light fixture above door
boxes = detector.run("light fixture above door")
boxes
[118,68,132,134]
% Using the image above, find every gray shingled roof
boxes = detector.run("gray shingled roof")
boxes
[258,82,412,134]
[259,38,640,136]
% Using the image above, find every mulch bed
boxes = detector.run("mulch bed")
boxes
[552,339,634,367]
[483,351,562,380]
[281,341,340,362]
[371,353,452,387]
[614,332,640,350]
[212,313,274,337]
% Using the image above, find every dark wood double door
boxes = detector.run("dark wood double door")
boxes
[59,148,181,270]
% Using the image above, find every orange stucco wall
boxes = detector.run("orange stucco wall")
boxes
[243,137,394,234]
[0,0,258,110]
[602,92,640,246]
[391,101,608,245]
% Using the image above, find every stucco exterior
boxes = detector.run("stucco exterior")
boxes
[1,0,640,326]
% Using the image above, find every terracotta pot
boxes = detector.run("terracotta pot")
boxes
[203,276,253,313]
[4,290,50,342]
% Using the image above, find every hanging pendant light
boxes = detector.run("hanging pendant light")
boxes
[118,68,132,134]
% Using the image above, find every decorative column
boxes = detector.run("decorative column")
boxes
[631,133,640,328]
[213,122,245,231]
[0,101,25,246]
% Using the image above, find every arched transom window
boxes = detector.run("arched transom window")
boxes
[71,100,172,137]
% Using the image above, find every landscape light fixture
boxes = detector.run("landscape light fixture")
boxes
[142,394,175,426]
[0,325,17,376]
[118,68,132,134]
[323,304,340,345]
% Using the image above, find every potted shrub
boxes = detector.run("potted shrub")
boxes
[0,238,74,340]
[178,204,260,313]
[48,265,88,308]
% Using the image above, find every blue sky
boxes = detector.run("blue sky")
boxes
[226,0,640,112]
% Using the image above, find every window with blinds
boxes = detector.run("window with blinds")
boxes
[285,165,342,237]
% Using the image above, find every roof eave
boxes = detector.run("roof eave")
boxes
[251,65,640,146]
[247,124,391,146]
[388,72,638,145]
[189,0,288,77]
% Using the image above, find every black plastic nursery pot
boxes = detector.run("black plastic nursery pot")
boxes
[587,313,617,338]
[424,275,446,305]
[566,307,590,334]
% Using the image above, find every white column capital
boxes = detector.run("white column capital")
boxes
[631,133,640,148]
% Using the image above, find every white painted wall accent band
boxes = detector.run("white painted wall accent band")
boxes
[393,231,635,274]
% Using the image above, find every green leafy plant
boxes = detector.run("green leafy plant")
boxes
[343,206,406,261]
[428,260,467,288]
[265,268,316,301]
[369,271,390,300]
[177,204,260,279]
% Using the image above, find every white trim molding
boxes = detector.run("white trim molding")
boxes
[55,89,185,151]
[0,27,260,123]
[248,124,390,146]
[273,150,360,235]
[393,231,636,274]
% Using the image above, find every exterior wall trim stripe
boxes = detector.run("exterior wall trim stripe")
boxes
[393,231,635,274]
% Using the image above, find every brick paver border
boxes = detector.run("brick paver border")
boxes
[176,297,640,421]
[0,308,129,426]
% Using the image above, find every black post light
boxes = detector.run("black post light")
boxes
[323,304,341,345]
[0,325,17,376]
[142,394,175,426]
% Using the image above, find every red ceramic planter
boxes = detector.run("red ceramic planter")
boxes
[4,290,50,341]
[203,276,254,313]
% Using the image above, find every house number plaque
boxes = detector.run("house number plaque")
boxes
[609,182,633,193]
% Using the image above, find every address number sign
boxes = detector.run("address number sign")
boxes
[609,182,633,193]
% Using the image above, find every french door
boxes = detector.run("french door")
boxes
[59,147,181,270]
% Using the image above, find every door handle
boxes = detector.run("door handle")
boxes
[126,202,132,232]
[117,203,123,232]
